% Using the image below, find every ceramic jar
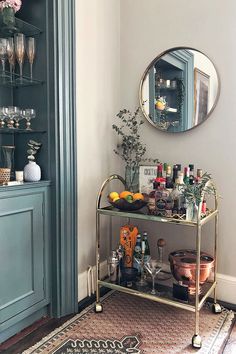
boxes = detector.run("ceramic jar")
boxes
[24,161,41,182]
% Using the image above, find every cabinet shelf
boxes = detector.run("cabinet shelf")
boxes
[0,72,43,88]
[0,17,42,37]
[0,128,46,135]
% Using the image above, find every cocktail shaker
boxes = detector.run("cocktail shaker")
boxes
[108,250,119,283]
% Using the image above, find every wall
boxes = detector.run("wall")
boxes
[120,0,236,304]
[76,0,121,300]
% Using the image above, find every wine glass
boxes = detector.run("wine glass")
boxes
[14,33,25,82]
[144,259,162,295]
[26,37,36,81]
[134,254,151,286]
[22,108,36,130]
[6,106,20,129]
[0,38,7,78]
[0,107,8,128]
[14,109,23,129]
[6,38,15,82]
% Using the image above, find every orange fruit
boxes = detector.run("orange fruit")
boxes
[119,191,133,199]
[133,193,144,201]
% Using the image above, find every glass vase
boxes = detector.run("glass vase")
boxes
[1,7,18,34]
[0,145,15,180]
[125,165,139,193]
[186,202,199,222]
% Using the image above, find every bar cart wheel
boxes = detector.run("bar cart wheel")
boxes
[212,303,222,314]
[94,303,103,313]
[192,334,202,349]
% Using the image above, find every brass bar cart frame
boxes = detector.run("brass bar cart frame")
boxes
[95,174,221,348]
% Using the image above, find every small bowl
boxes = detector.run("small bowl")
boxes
[108,196,147,211]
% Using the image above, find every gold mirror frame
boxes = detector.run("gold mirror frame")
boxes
[139,47,221,133]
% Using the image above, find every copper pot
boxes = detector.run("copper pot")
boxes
[169,249,214,294]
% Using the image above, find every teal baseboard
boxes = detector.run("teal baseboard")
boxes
[0,306,48,344]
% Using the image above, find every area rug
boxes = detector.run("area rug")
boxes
[23,291,234,354]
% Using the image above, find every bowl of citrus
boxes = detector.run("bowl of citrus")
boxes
[108,190,147,211]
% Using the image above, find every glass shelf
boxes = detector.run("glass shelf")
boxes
[99,277,216,312]
[0,128,46,134]
[0,16,42,37]
[0,72,43,88]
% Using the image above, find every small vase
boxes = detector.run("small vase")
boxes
[24,161,41,182]
[1,7,18,34]
[125,165,139,193]
[186,202,199,222]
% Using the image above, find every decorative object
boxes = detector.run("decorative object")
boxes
[0,167,10,183]
[1,145,15,179]
[139,165,157,194]
[0,37,7,77]
[169,249,214,295]
[15,170,23,182]
[108,195,147,211]
[139,47,220,132]
[194,68,210,125]
[22,292,234,354]
[112,107,158,192]
[0,1,22,34]
[23,139,42,182]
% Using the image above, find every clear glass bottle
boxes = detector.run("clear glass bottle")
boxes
[133,234,142,274]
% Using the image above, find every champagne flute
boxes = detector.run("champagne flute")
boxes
[6,38,15,82]
[0,38,7,78]
[14,33,25,82]
[26,37,36,81]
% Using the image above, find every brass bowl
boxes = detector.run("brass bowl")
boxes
[168,249,214,294]
[107,197,147,211]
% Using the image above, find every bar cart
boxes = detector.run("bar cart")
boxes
[95,174,222,349]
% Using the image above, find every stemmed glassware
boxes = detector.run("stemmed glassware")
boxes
[144,259,162,295]
[22,108,36,130]
[134,254,151,286]
[6,38,15,82]
[26,37,36,81]
[0,38,8,78]
[6,106,20,129]
[0,107,8,128]
[14,109,23,129]
[14,33,25,82]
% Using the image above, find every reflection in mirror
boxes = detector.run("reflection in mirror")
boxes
[140,48,220,133]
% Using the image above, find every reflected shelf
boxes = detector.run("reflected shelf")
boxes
[0,72,43,87]
[0,16,42,37]
[0,128,46,134]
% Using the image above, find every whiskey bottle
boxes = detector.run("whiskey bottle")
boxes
[166,165,173,189]
[183,167,190,185]
[189,164,195,185]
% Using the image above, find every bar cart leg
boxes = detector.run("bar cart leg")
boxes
[212,212,222,314]
[94,211,103,313]
[192,223,202,349]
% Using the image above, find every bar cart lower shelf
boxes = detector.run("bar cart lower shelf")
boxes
[95,175,222,349]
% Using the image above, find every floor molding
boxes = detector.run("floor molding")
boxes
[216,273,236,307]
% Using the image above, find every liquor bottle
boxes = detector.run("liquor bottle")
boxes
[133,234,142,274]
[189,164,195,185]
[201,200,207,214]
[196,169,203,183]
[183,167,190,185]
[165,192,174,217]
[143,232,151,262]
[148,180,157,214]
[156,163,163,183]
[177,173,186,215]
[163,163,168,179]
[166,165,173,189]
[155,180,169,216]
[172,164,178,184]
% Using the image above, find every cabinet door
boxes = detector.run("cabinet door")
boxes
[0,191,46,326]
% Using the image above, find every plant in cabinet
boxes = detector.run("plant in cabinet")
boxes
[112,107,158,192]
[24,140,42,182]
[0,0,22,12]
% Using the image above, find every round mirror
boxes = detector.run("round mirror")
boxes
[139,47,220,133]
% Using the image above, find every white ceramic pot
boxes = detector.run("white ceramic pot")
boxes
[24,161,41,182]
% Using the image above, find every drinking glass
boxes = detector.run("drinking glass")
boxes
[144,259,162,295]
[0,38,7,77]
[134,254,151,286]
[14,33,25,82]
[22,108,36,130]
[14,109,23,129]
[6,38,15,82]
[6,106,20,129]
[26,37,36,81]
[0,107,8,128]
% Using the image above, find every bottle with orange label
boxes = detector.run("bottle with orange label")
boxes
[119,225,138,267]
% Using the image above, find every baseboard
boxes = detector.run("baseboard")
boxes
[216,273,236,306]
[78,266,236,306]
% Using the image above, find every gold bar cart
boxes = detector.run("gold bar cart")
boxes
[95,174,222,349]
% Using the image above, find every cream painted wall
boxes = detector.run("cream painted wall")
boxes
[76,0,121,299]
[120,0,236,302]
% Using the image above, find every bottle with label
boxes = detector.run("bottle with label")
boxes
[172,165,178,184]
[183,167,190,185]
[143,232,151,262]
[166,165,173,189]
[148,180,158,214]
[133,234,142,274]
[189,164,195,185]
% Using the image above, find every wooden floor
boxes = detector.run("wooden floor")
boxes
[0,312,235,354]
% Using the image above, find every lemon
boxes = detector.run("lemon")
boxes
[113,196,120,202]
[109,192,119,200]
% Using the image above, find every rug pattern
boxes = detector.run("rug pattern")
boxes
[23,291,234,354]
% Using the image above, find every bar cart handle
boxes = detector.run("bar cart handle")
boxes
[96,174,126,209]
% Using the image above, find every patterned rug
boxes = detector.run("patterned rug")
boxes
[23,292,234,354]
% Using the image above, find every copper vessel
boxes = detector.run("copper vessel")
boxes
[169,249,214,294]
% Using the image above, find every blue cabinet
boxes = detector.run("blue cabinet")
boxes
[0,182,50,342]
